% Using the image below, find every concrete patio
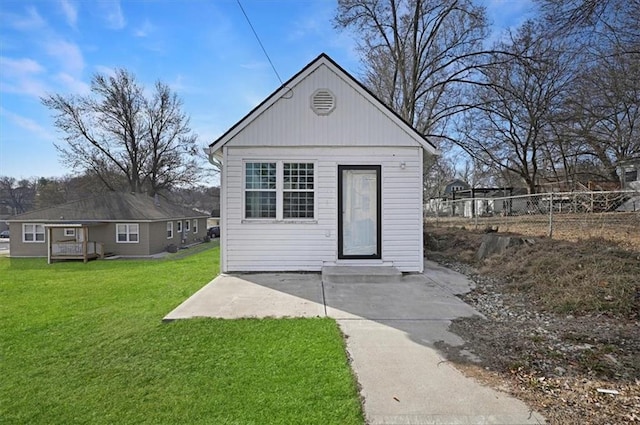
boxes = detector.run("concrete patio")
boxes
[164,261,545,424]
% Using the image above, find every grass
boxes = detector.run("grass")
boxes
[425,226,640,317]
[0,246,363,425]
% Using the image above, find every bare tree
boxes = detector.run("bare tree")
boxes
[335,0,489,139]
[538,0,640,51]
[0,177,36,214]
[42,69,201,196]
[459,21,575,193]
[335,0,500,199]
[561,45,640,182]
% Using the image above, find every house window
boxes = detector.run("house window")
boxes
[193,219,198,234]
[244,161,315,220]
[167,222,173,239]
[177,221,182,233]
[64,228,76,237]
[283,163,314,218]
[245,162,277,218]
[23,224,45,243]
[185,220,190,232]
[116,223,139,243]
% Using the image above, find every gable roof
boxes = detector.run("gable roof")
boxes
[7,192,207,223]
[208,53,438,156]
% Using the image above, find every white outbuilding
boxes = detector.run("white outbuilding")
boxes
[208,53,439,273]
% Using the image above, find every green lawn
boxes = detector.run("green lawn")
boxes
[0,245,363,424]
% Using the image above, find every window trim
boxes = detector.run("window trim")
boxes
[244,162,277,220]
[185,220,190,232]
[243,160,317,222]
[177,221,182,233]
[167,221,173,239]
[193,219,198,234]
[23,223,45,243]
[116,223,139,244]
[64,228,76,237]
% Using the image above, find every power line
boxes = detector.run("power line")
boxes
[236,0,284,85]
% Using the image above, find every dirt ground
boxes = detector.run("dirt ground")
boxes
[425,226,640,424]
[429,211,640,252]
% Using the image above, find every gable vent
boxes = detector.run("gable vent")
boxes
[311,89,336,115]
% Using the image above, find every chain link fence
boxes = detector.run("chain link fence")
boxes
[425,190,640,250]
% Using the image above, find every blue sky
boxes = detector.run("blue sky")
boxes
[0,0,534,183]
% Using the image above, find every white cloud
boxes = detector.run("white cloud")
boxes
[44,39,84,74]
[0,57,49,97]
[55,72,90,94]
[0,57,45,75]
[93,65,117,77]
[9,6,46,31]
[59,0,78,28]
[134,19,154,37]
[100,0,126,30]
[0,107,55,142]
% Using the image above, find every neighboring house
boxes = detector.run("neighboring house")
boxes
[618,158,640,190]
[208,53,439,273]
[7,192,208,262]
[443,179,471,197]
[425,186,528,218]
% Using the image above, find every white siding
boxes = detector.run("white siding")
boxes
[222,146,424,272]
[226,64,425,150]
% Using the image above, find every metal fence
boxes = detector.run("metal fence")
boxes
[425,190,640,250]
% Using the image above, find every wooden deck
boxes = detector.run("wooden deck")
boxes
[49,241,104,263]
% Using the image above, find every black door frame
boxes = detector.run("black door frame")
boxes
[337,165,382,260]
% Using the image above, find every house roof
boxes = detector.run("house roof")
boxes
[7,192,208,223]
[208,53,439,156]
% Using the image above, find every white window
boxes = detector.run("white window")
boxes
[245,162,277,219]
[177,221,182,233]
[283,163,315,219]
[193,219,198,234]
[23,224,45,243]
[185,220,190,232]
[116,223,139,243]
[64,228,76,237]
[167,222,173,239]
[244,162,315,220]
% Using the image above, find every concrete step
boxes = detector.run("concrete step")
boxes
[322,265,402,284]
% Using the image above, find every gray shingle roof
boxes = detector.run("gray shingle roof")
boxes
[8,192,208,222]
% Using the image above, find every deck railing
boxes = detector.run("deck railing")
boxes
[52,241,103,257]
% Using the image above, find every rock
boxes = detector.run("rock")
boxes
[476,234,535,260]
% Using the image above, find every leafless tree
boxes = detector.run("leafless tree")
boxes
[335,0,502,198]
[0,177,36,214]
[459,21,575,194]
[560,45,640,182]
[538,0,640,51]
[42,69,201,196]
[335,0,490,138]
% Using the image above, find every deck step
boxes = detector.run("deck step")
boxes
[322,266,402,284]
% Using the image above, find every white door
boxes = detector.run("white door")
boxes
[338,165,381,259]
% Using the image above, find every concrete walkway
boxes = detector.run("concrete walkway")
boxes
[164,262,545,424]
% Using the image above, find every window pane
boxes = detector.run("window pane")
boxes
[284,163,314,190]
[284,192,314,218]
[245,191,276,218]
[246,163,276,189]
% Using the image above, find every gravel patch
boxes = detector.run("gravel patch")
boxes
[428,253,640,424]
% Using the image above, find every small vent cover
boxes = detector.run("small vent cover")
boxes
[311,89,336,115]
